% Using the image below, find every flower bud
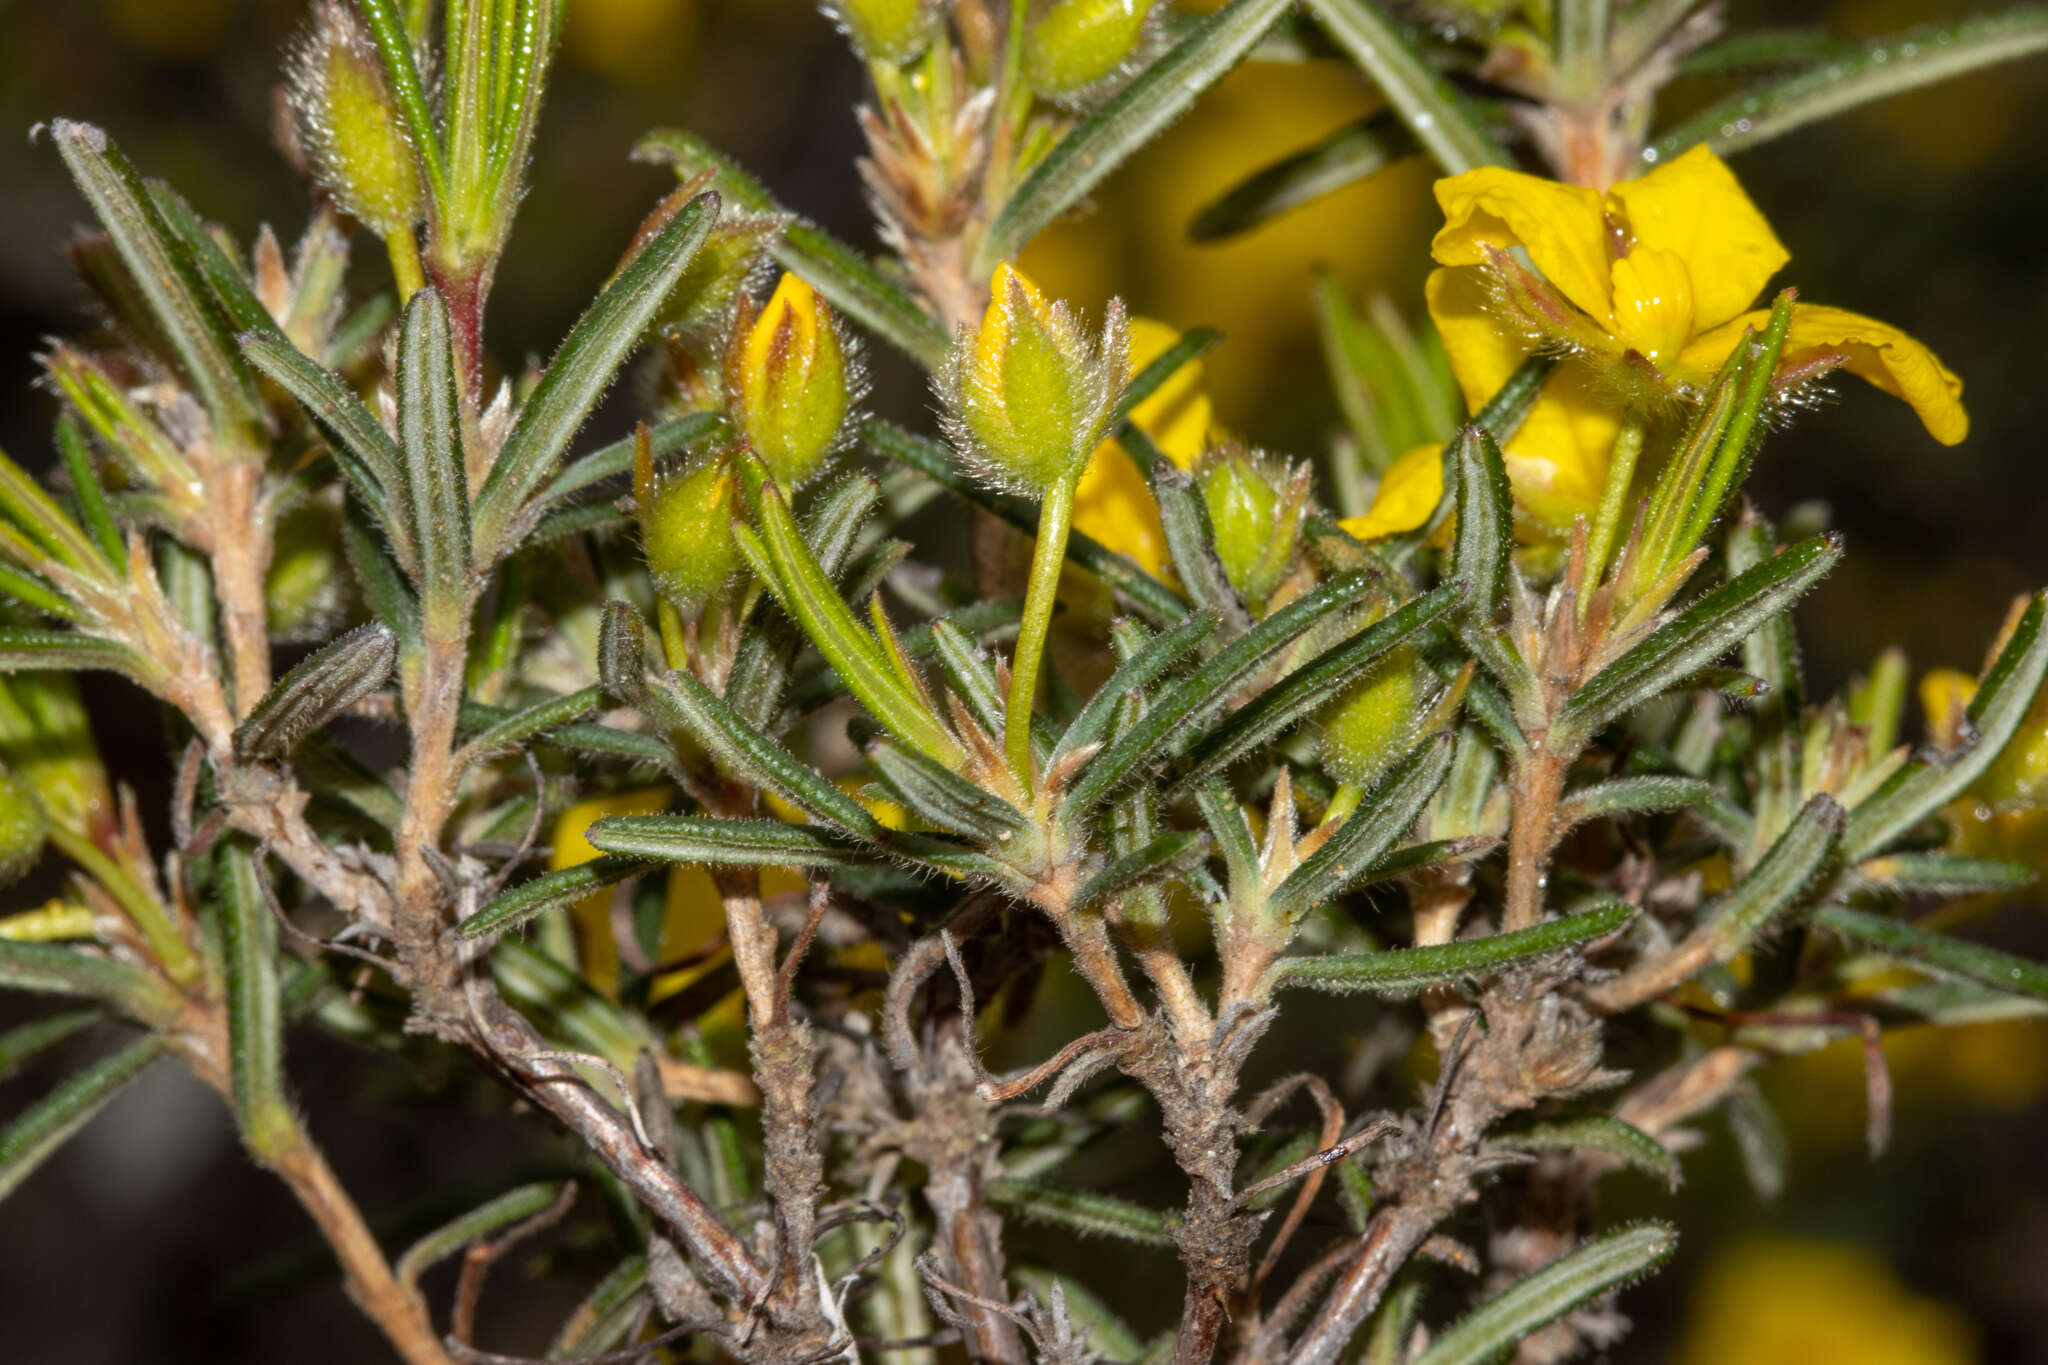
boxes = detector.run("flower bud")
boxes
[0,767,47,887]
[942,264,1127,497]
[1319,645,1430,790]
[0,674,112,844]
[826,0,942,65]
[288,1,424,235]
[1026,0,1156,98]
[724,273,853,489]
[1197,445,1307,610]
[639,447,743,613]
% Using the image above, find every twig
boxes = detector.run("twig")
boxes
[451,1182,580,1345]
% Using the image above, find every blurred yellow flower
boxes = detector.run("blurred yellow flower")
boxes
[550,789,725,999]
[1339,442,1442,541]
[1070,318,1214,575]
[1364,145,1967,537]
[1676,1238,1976,1365]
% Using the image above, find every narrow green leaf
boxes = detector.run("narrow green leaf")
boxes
[739,462,964,768]
[295,732,405,829]
[49,122,260,437]
[1154,462,1256,632]
[54,416,125,573]
[1448,424,1513,621]
[489,939,652,1070]
[533,412,725,510]
[240,332,412,561]
[1558,534,1842,741]
[340,502,422,655]
[472,193,718,557]
[457,699,675,774]
[1491,1117,1678,1191]
[462,856,651,938]
[215,841,295,1158]
[1196,779,1261,895]
[146,182,276,338]
[1299,0,1510,174]
[547,1255,648,1359]
[1651,9,2048,162]
[0,1035,169,1203]
[0,630,145,680]
[1818,905,2048,1002]
[396,289,473,635]
[1180,582,1465,785]
[1050,610,1218,775]
[976,0,1297,272]
[1073,831,1208,912]
[926,618,1007,739]
[1190,112,1417,241]
[1272,900,1634,995]
[868,737,1033,844]
[355,0,449,202]
[234,623,397,761]
[1847,592,2048,859]
[1556,775,1717,833]
[864,419,1187,627]
[1410,1223,1677,1365]
[640,660,887,838]
[1111,327,1221,429]
[1706,794,1844,959]
[459,684,603,760]
[1065,570,1384,820]
[1271,733,1453,922]
[395,1181,574,1292]
[0,1011,100,1084]
[1853,852,2035,897]
[587,814,872,868]
[633,129,951,369]
[986,1177,1181,1248]
[1678,28,1858,77]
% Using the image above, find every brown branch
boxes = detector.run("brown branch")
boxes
[268,1130,456,1365]
[1503,746,1567,932]
[205,458,275,719]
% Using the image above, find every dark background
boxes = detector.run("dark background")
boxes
[0,0,2044,1360]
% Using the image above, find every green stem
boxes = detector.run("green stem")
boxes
[46,822,198,987]
[1580,403,1649,620]
[1323,783,1363,828]
[1007,472,1076,790]
[384,227,427,304]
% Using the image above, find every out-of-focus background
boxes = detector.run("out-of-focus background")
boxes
[0,0,2043,1360]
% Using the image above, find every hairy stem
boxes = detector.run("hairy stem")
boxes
[268,1125,455,1365]
[207,458,274,720]
[1006,472,1076,789]
[1503,746,1568,932]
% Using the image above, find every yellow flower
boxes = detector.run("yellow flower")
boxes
[1357,145,1967,538]
[1069,317,1214,575]
[1675,1238,1976,1365]
[1339,442,1443,541]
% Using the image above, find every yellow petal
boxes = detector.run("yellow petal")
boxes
[1607,246,1696,366]
[1500,360,1622,532]
[1073,438,1170,574]
[1680,303,1968,445]
[1431,168,1613,323]
[1423,269,1617,533]
[1340,443,1443,539]
[1426,266,1529,415]
[1607,145,1788,333]
[1125,316,1212,469]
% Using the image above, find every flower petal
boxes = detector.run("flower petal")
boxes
[1608,145,1789,334]
[1501,360,1622,532]
[1125,317,1212,468]
[1341,443,1444,539]
[1426,266,1530,415]
[1431,168,1613,323]
[1425,270,1618,533]
[1681,302,1968,445]
[1073,439,1170,575]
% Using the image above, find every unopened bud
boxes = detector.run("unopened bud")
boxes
[1026,0,1157,98]
[943,263,1127,496]
[289,1,424,235]
[0,674,112,843]
[639,446,744,614]
[1197,445,1307,610]
[1320,645,1431,791]
[725,273,853,488]
[826,0,942,65]
[0,767,47,887]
